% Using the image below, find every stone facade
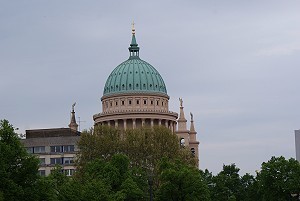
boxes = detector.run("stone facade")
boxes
[296,130,300,162]
[94,93,178,131]
[21,128,80,176]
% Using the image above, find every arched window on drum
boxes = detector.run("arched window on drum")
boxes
[191,148,196,156]
[180,138,185,147]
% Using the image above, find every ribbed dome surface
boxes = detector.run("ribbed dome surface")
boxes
[103,58,167,96]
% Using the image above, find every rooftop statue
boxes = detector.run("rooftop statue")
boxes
[72,102,76,111]
[179,98,183,107]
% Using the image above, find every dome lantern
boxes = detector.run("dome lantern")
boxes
[128,21,140,59]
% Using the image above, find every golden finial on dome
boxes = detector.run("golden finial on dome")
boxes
[132,21,135,35]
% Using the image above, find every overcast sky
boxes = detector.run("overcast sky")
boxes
[1,0,300,175]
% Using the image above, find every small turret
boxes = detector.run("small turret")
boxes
[175,98,189,148]
[189,112,197,142]
[69,102,78,131]
[177,98,188,131]
[188,112,200,167]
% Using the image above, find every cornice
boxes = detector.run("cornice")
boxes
[101,91,169,100]
[93,109,178,120]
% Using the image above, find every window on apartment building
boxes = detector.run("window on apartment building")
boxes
[63,145,75,152]
[39,158,45,165]
[64,169,75,176]
[34,146,45,153]
[50,158,62,165]
[50,145,74,153]
[144,100,147,105]
[27,146,46,154]
[121,100,125,105]
[136,100,139,105]
[50,146,62,152]
[50,157,74,165]
[38,170,46,176]
[63,157,74,165]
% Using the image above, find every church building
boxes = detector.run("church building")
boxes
[93,24,200,164]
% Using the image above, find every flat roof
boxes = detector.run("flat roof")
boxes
[25,128,80,138]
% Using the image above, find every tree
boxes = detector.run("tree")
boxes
[77,125,122,166]
[210,164,243,201]
[202,165,259,201]
[240,173,259,201]
[77,154,147,201]
[76,126,198,200]
[256,156,300,201]
[123,126,196,170]
[77,125,196,177]
[0,119,40,201]
[200,169,215,199]
[156,158,210,201]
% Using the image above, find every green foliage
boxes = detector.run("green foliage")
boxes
[75,154,147,201]
[201,157,300,201]
[128,126,196,168]
[76,125,197,199]
[77,125,196,174]
[256,156,300,201]
[33,176,59,201]
[48,165,69,187]
[240,173,259,201]
[200,169,214,190]
[156,158,210,201]
[81,179,110,201]
[120,177,144,201]
[0,119,40,201]
[210,164,243,201]
[203,164,259,201]
[76,125,122,166]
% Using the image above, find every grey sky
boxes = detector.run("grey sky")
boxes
[1,0,300,174]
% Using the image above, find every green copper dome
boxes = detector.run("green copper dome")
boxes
[103,33,167,97]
